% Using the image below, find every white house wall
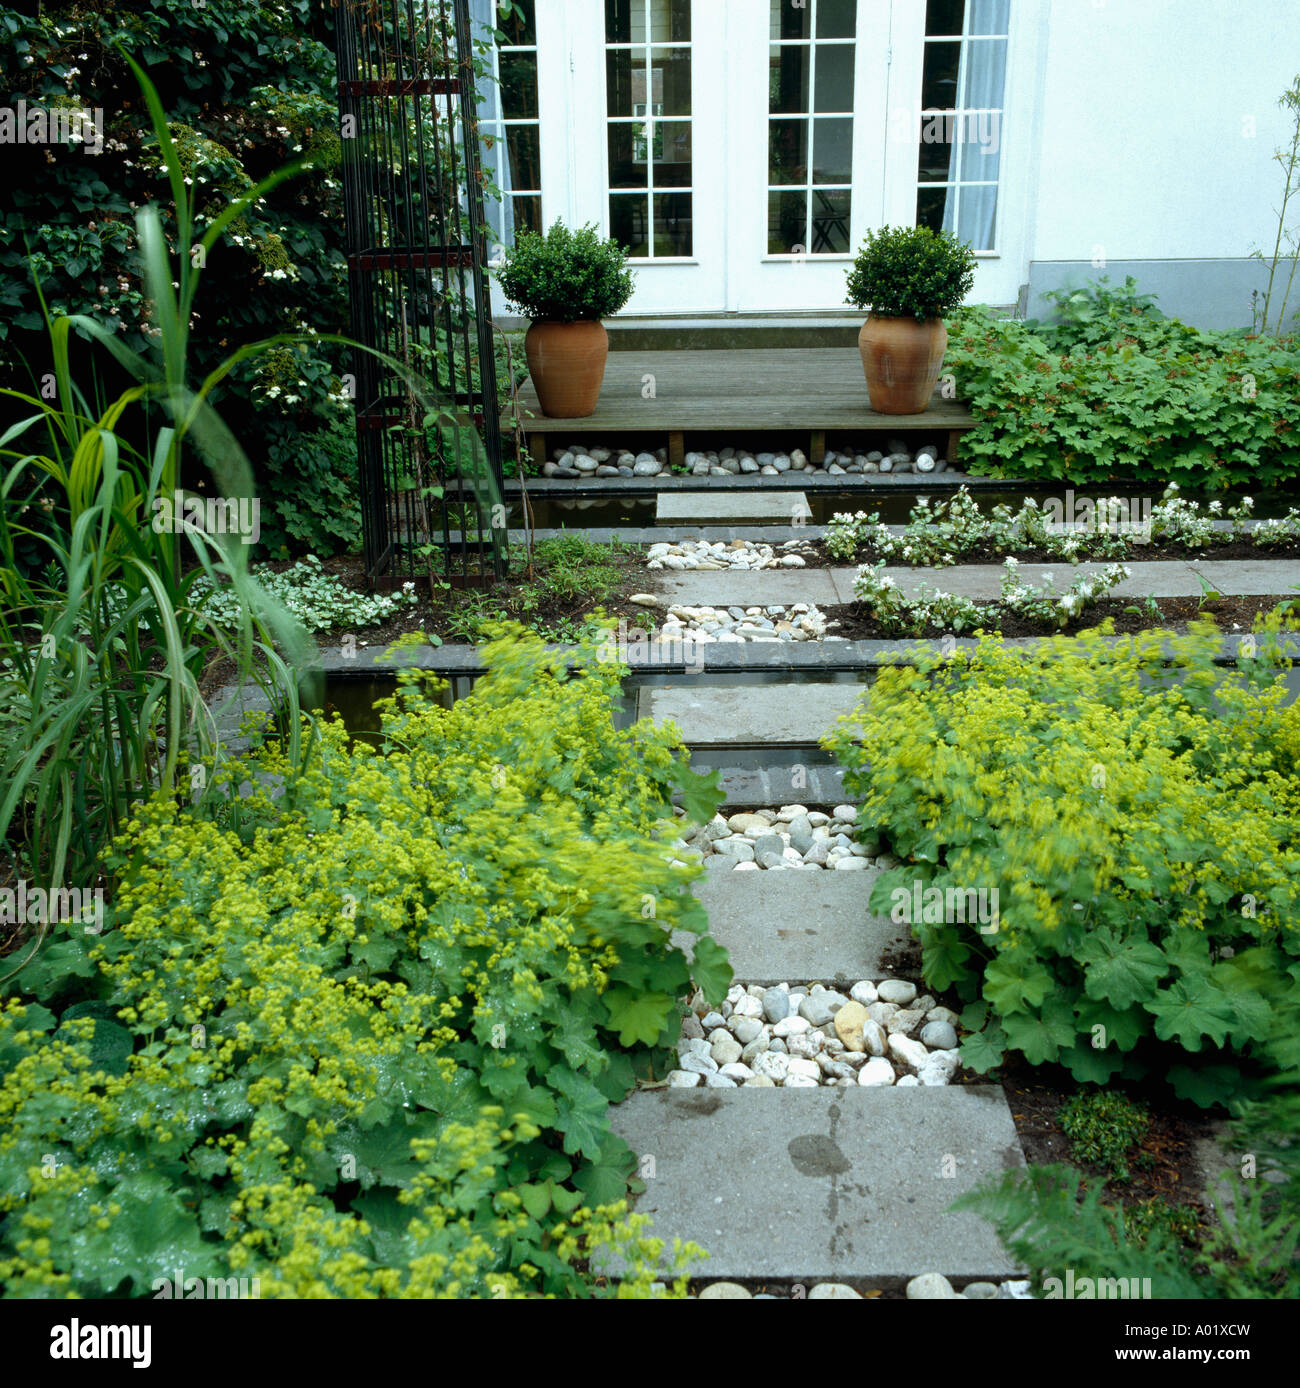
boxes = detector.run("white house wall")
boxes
[488,0,1300,326]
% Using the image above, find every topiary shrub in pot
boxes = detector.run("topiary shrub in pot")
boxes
[495,221,636,418]
[846,226,976,414]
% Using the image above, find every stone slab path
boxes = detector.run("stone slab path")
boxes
[650,557,1300,608]
[607,1087,1025,1284]
[656,491,810,524]
[672,862,909,983]
[639,681,865,745]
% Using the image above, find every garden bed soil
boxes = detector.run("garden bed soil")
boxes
[841,536,1300,568]
[198,548,653,696]
[823,594,1295,642]
[996,1057,1218,1213]
[725,536,1300,572]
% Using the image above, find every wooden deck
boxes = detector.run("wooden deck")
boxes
[506,347,975,468]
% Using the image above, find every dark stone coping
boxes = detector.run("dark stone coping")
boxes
[310,632,1300,678]
[509,517,1261,545]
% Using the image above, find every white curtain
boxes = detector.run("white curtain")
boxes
[468,0,514,252]
[945,0,1008,251]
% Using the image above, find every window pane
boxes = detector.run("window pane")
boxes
[498,0,537,46]
[653,192,692,255]
[608,123,650,187]
[769,117,809,184]
[811,117,853,183]
[956,119,1001,182]
[512,194,542,238]
[916,185,950,235]
[499,51,539,119]
[810,187,851,252]
[958,185,997,248]
[814,43,855,112]
[771,0,810,41]
[921,41,961,109]
[917,113,955,182]
[605,0,634,44]
[506,125,541,190]
[769,43,810,115]
[651,46,692,116]
[969,0,1010,35]
[610,193,650,256]
[816,0,857,39]
[962,37,1006,108]
[769,189,808,253]
[651,0,691,43]
[656,121,693,185]
[926,0,965,37]
[607,48,637,116]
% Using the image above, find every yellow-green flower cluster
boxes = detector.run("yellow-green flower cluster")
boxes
[0,627,725,1296]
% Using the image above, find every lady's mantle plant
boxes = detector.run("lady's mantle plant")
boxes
[0,625,728,1296]
[824,615,1300,1108]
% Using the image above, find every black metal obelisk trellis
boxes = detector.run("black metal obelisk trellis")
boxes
[335,0,506,589]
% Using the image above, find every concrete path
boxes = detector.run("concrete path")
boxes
[640,681,865,745]
[606,1087,1025,1284]
[650,557,1300,607]
[673,860,909,983]
[656,491,810,524]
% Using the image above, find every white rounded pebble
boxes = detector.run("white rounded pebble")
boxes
[907,1272,959,1299]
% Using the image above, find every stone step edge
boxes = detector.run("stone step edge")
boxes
[308,631,1300,676]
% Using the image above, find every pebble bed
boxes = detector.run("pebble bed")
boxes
[643,602,838,645]
[540,441,952,479]
[671,803,882,870]
[644,539,814,571]
[689,1275,1033,1300]
[669,979,962,1090]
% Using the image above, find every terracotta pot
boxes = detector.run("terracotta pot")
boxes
[524,319,609,418]
[858,314,948,414]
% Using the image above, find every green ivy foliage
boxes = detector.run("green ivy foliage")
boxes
[495,221,636,323]
[824,616,1300,1106]
[0,2,355,538]
[945,282,1300,488]
[0,627,730,1297]
[844,225,976,319]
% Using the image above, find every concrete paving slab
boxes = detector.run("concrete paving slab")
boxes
[652,558,1294,608]
[698,764,849,808]
[1194,559,1300,596]
[657,491,811,524]
[639,682,865,744]
[672,861,908,983]
[651,569,841,606]
[604,1086,1026,1283]
[847,560,1209,601]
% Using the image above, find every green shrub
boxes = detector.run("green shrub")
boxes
[0,2,353,450]
[945,292,1300,489]
[0,626,729,1296]
[824,617,1300,1106]
[496,222,636,322]
[0,57,320,896]
[844,225,976,320]
[256,418,363,558]
[1058,1090,1151,1180]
